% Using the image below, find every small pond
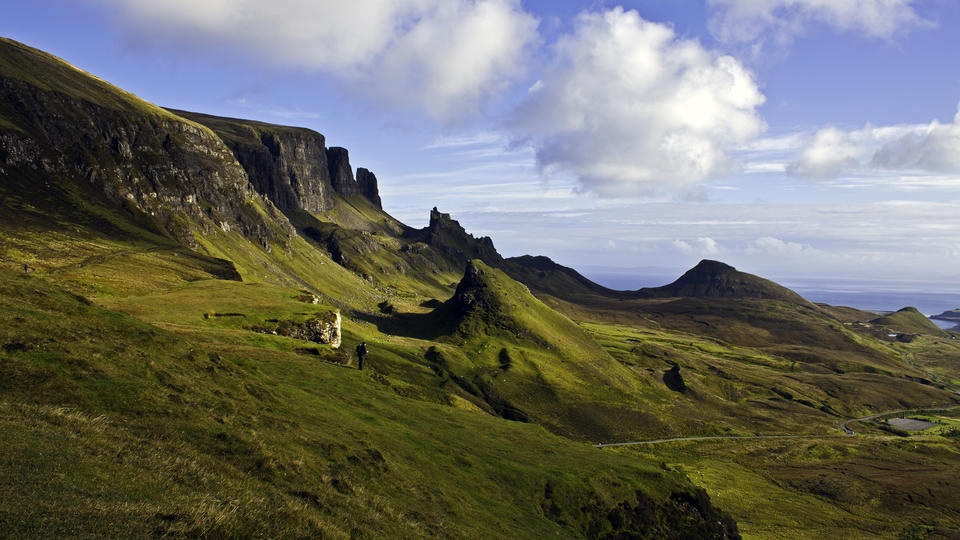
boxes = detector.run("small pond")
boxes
[887,417,940,431]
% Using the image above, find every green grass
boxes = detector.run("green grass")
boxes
[0,37,208,132]
[870,307,948,337]
[0,267,736,538]
[625,436,960,539]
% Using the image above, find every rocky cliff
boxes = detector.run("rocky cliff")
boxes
[173,111,385,215]
[415,207,503,268]
[326,146,358,198]
[170,110,334,214]
[0,38,293,251]
[355,167,382,209]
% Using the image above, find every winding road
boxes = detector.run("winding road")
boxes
[595,404,960,448]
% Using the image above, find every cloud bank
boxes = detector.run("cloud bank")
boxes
[509,8,766,197]
[708,0,929,47]
[788,102,960,178]
[94,0,538,123]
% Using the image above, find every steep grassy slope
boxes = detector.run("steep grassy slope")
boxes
[0,267,738,538]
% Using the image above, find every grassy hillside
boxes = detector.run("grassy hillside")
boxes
[0,267,739,538]
[6,34,960,537]
[870,307,948,337]
[0,37,196,129]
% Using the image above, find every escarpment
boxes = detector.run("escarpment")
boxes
[0,40,294,250]
[172,111,385,214]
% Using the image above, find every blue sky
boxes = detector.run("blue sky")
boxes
[3,0,960,288]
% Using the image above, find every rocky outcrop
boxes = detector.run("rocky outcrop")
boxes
[356,167,382,209]
[326,147,359,197]
[257,310,342,349]
[663,364,687,392]
[416,207,503,268]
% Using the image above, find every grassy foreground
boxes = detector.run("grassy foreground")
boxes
[0,267,736,538]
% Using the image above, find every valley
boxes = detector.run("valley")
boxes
[1,36,959,538]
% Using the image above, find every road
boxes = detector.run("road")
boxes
[595,404,960,448]
[595,344,960,448]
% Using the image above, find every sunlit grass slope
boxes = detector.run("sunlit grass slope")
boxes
[0,267,738,538]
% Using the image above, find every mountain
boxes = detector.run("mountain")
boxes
[638,259,808,303]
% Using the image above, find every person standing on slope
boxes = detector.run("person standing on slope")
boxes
[356,342,368,370]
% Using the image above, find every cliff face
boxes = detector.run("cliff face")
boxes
[173,111,385,215]
[356,167,382,209]
[170,110,334,214]
[326,146,358,198]
[0,40,294,251]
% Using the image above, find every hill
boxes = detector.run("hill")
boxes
[931,308,960,324]
[870,307,948,337]
[502,254,625,302]
[638,260,808,304]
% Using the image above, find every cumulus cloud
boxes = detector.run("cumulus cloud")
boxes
[674,237,722,255]
[509,8,765,197]
[747,236,815,256]
[93,0,538,123]
[787,102,960,178]
[785,127,867,178]
[708,0,929,47]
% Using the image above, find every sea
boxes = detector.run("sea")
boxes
[582,269,960,328]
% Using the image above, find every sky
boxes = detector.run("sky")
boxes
[3,0,960,290]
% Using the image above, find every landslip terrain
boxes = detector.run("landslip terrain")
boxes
[2,37,959,538]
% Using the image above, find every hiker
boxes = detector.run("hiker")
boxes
[356,342,368,370]
[23,263,28,273]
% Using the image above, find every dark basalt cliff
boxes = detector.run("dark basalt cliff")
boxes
[356,167,382,209]
[640,259,808,303]
[326,146,358,197]
[171,113,384,215]
[170,110,334,214]
[0,39,294,251]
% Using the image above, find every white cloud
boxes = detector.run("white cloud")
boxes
[708,0,929,47]
[748,236,815,256]
[871,107,960,172]
[787,102,960,178]
[508,8,765,197]
[786,127,867,178]
[94,0,538,123]
[674,237,721,255]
